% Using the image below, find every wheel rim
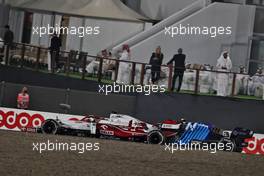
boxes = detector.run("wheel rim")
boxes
[42,121,57,134]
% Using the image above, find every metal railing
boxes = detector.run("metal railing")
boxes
[0,41,262,99]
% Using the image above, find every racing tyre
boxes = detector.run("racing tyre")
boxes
[41,120,59,134]
[147,130,164,144]
[219,138,236,152]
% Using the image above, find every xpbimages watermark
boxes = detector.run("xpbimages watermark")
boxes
[32,140,100,154]
[164,141,234,154]
[98,82,166,95]
[32,24,100,37]
[164,24,232,38]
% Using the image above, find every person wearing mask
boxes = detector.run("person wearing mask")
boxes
[17,87,30,109]
[149,46,164,84]
[216,51,232,96]
[167,48,186,92]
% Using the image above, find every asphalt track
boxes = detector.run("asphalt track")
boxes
[0,130,263,176]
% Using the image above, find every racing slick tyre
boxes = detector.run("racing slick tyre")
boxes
[41,120,59,135]
[147,130,164,144]
[219,138,236,152]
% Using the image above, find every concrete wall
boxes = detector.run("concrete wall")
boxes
[0,81,263,133]
[0,66,263,133]
[0,82,136,116]
[130,3,255,71]
[135,93,264,133]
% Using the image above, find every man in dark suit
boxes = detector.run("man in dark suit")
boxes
[3,25,14,46]
[49,33,62,71]
[167,48,186,92]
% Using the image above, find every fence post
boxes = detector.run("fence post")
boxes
[168,65,173,92]
[66,52,71,77]
[131,62,136,85]
[20,44,26,68]
[194,69,200,95]
[81,52,87,80]
[51,51,55,74]
[231,73,237,97]
[0,81,5,107]
[114,60,119,82]
[35,47,41,71]
[140,63,145,86]
[98,57,103,83]
[4,45,10,65]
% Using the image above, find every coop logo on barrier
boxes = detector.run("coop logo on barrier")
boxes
[243,137,264,155]
[0,110,44,129]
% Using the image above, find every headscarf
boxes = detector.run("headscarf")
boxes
[122,44,130,53]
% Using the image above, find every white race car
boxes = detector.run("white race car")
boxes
[40,112,180,144]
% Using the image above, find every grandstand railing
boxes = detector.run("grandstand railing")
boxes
[0,40,260,98]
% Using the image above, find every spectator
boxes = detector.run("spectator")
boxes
[107,51,116,70]
[3,25,14,46]
[216,51,232,96]
[116,44,131,84]
[49,33,62,72]
[149,46,163,84]
[167,48,186,92]
[17,87,30,109]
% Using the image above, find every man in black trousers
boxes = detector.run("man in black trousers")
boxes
[149,46,163,84]
[167,48,186,92]
[49,33,62,72]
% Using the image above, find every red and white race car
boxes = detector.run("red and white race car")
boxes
[40,113,181,144]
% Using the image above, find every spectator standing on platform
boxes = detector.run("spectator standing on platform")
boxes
[167,48,186,92]
[116,44,131,84]
[49,33,62,72]
[17,87,30,109]
[149,46,163,84]
[3,25,14,46]
[216,51,232,96]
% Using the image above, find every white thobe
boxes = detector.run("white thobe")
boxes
[216,56,232,96]
[116,51,131,84]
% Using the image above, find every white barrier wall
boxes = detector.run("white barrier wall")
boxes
[0,107,85,131]
[129,3,255,71]
[0,107,263,155]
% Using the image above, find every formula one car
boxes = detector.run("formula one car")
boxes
[40,112,253,152]
[166,121,254,152]
[40,112,177,144]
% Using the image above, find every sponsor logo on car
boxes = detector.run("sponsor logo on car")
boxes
[100,130,114,135]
